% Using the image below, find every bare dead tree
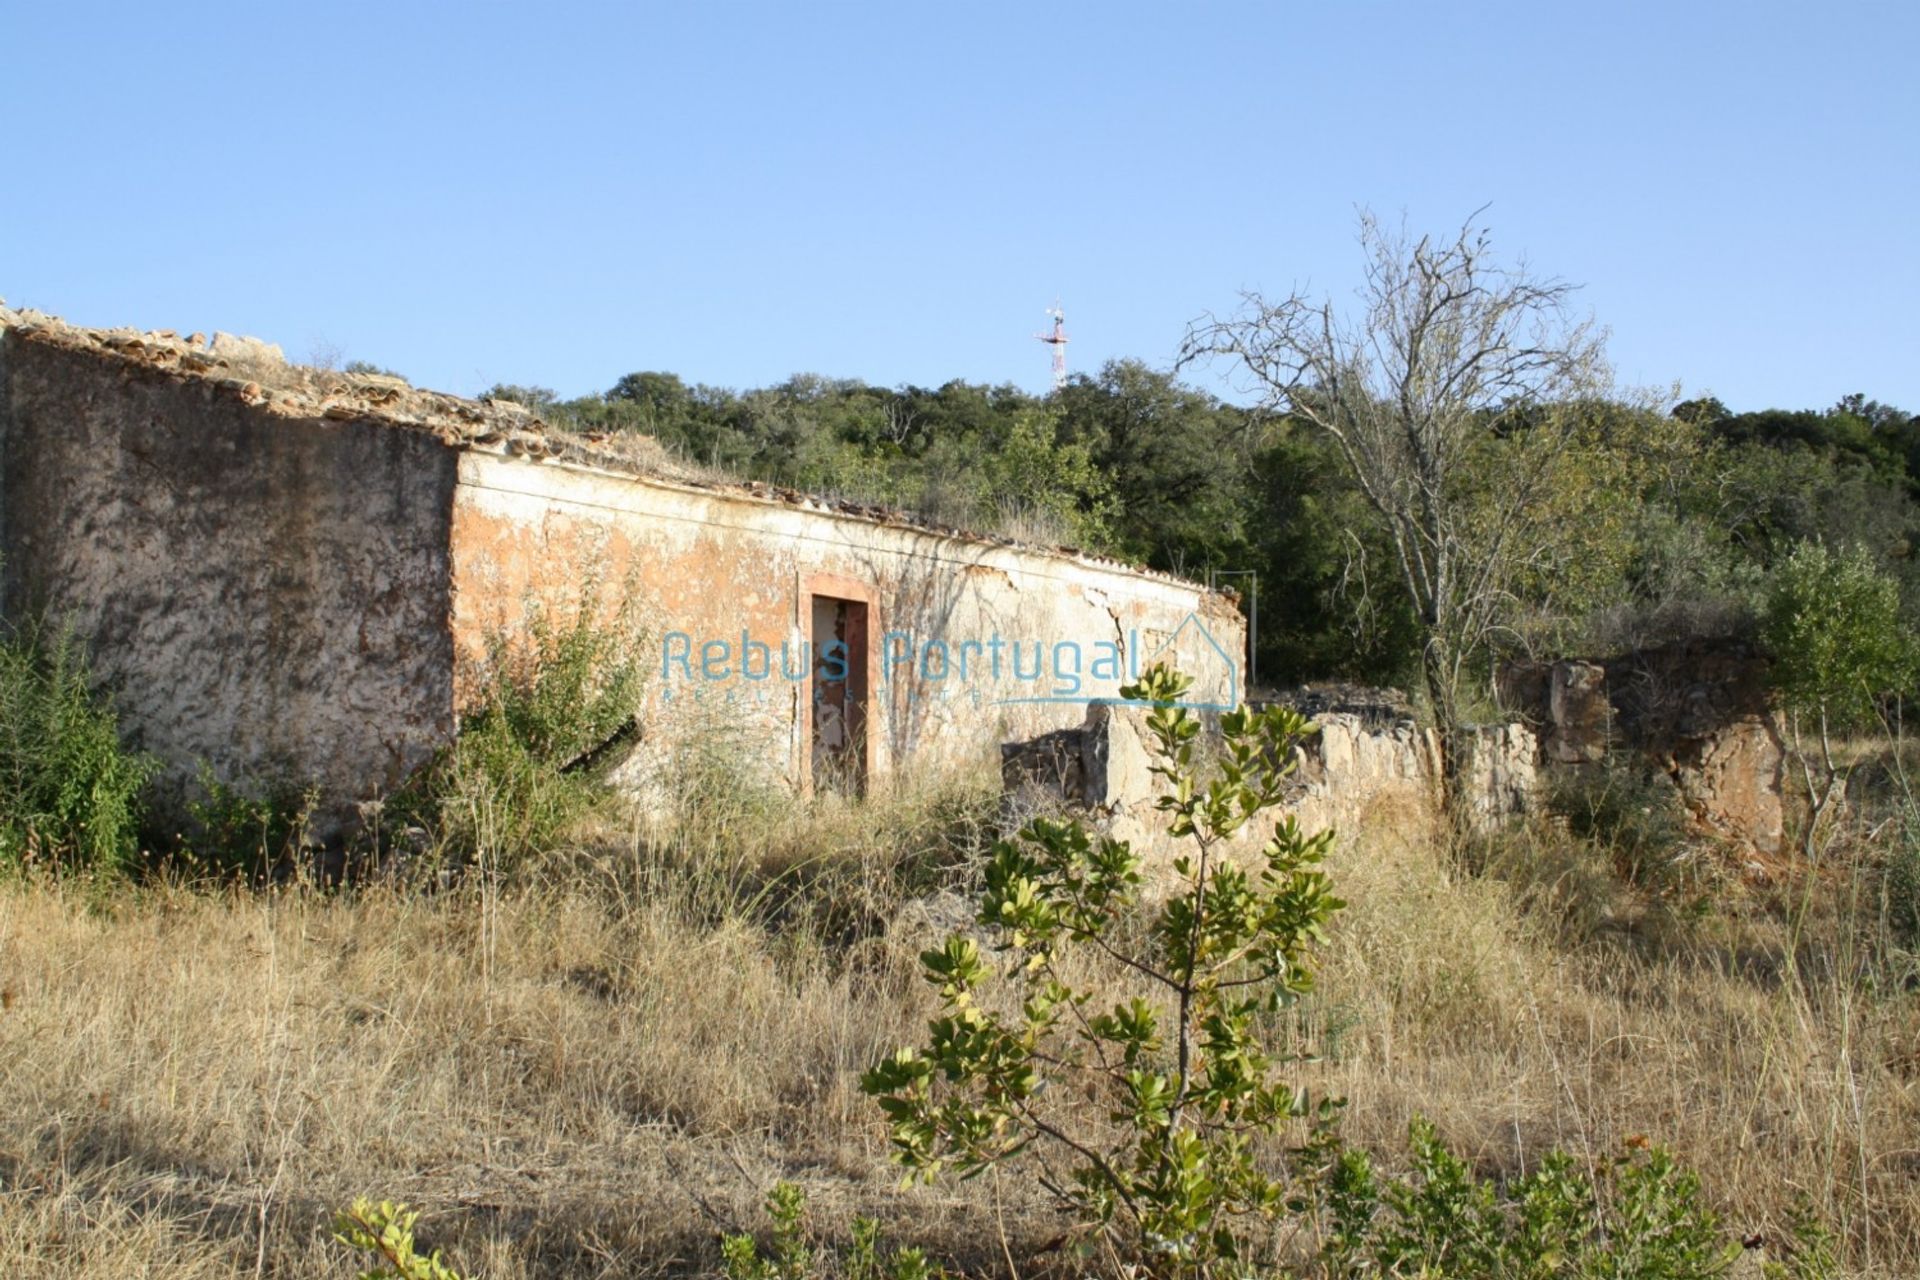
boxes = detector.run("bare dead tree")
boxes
[1182,210,1611,807]
[882,400,920,448]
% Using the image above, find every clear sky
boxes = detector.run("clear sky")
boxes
[3,1,1915,410]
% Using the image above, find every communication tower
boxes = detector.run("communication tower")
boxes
[1034,303,1068,392]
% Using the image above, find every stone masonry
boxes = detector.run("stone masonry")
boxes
[1500,643,1785,854]
[1004,685,1542,855]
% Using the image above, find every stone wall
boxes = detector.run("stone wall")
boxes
[0,322,462,829]
[1500,643,1785,853]
[1004,686,1541,852]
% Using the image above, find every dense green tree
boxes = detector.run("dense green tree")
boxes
[1055,360,1256,575]
[1763,541,1916,858]
[607,370,694,422]
[1246,426,1421,687]
[1663,397,1920,626]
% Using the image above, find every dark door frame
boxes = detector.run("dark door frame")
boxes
[800,573,877,796]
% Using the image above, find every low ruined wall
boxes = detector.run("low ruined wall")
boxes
[0,324,461,830]
[449,450,1245,803]
[1004,688,1540,854]
[1500,645,1785,853]
[1281,709,1440,841]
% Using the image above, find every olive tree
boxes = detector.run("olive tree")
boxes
[1182,212,1611,804]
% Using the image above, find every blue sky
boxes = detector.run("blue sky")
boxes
[4,1,1915,410]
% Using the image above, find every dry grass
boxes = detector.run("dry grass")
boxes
[0,770,1016,1279]
[2,764,1917,1277]
[1297,797,1920,1278]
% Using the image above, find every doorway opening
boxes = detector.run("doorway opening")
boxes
[809,594,869,795]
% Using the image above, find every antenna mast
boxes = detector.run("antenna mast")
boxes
[1034,302,1068,392]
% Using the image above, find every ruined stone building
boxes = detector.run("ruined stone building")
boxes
[0,307,1793,860]
[0,311,1244,831]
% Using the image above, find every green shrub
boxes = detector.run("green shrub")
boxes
[1763,540,1914,733]
[1322,1119,1739,1279]
[722,1183,938,1280]
[473,587,647,771]
[332,1199,467,1280]
[1545,759,1694,889]
[388,586,646,877]
[0,621,153,875]
[863,665,1343,1276]
[1763,540,1916,858]
[411,710,608,874]
[175,764,319,882]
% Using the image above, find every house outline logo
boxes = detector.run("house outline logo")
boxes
[1137,611,1239,712]
[988,610,1240,712]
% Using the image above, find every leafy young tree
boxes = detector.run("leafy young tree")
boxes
[1182,211,1611,804]
[333,1200,468,1280]
[972,407,1118,546]
[1763,540,1915,859]
[863,666,1344,1277]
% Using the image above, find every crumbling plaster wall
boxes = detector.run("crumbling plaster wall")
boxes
[0,329,461,828]
[448,450,1245,798]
